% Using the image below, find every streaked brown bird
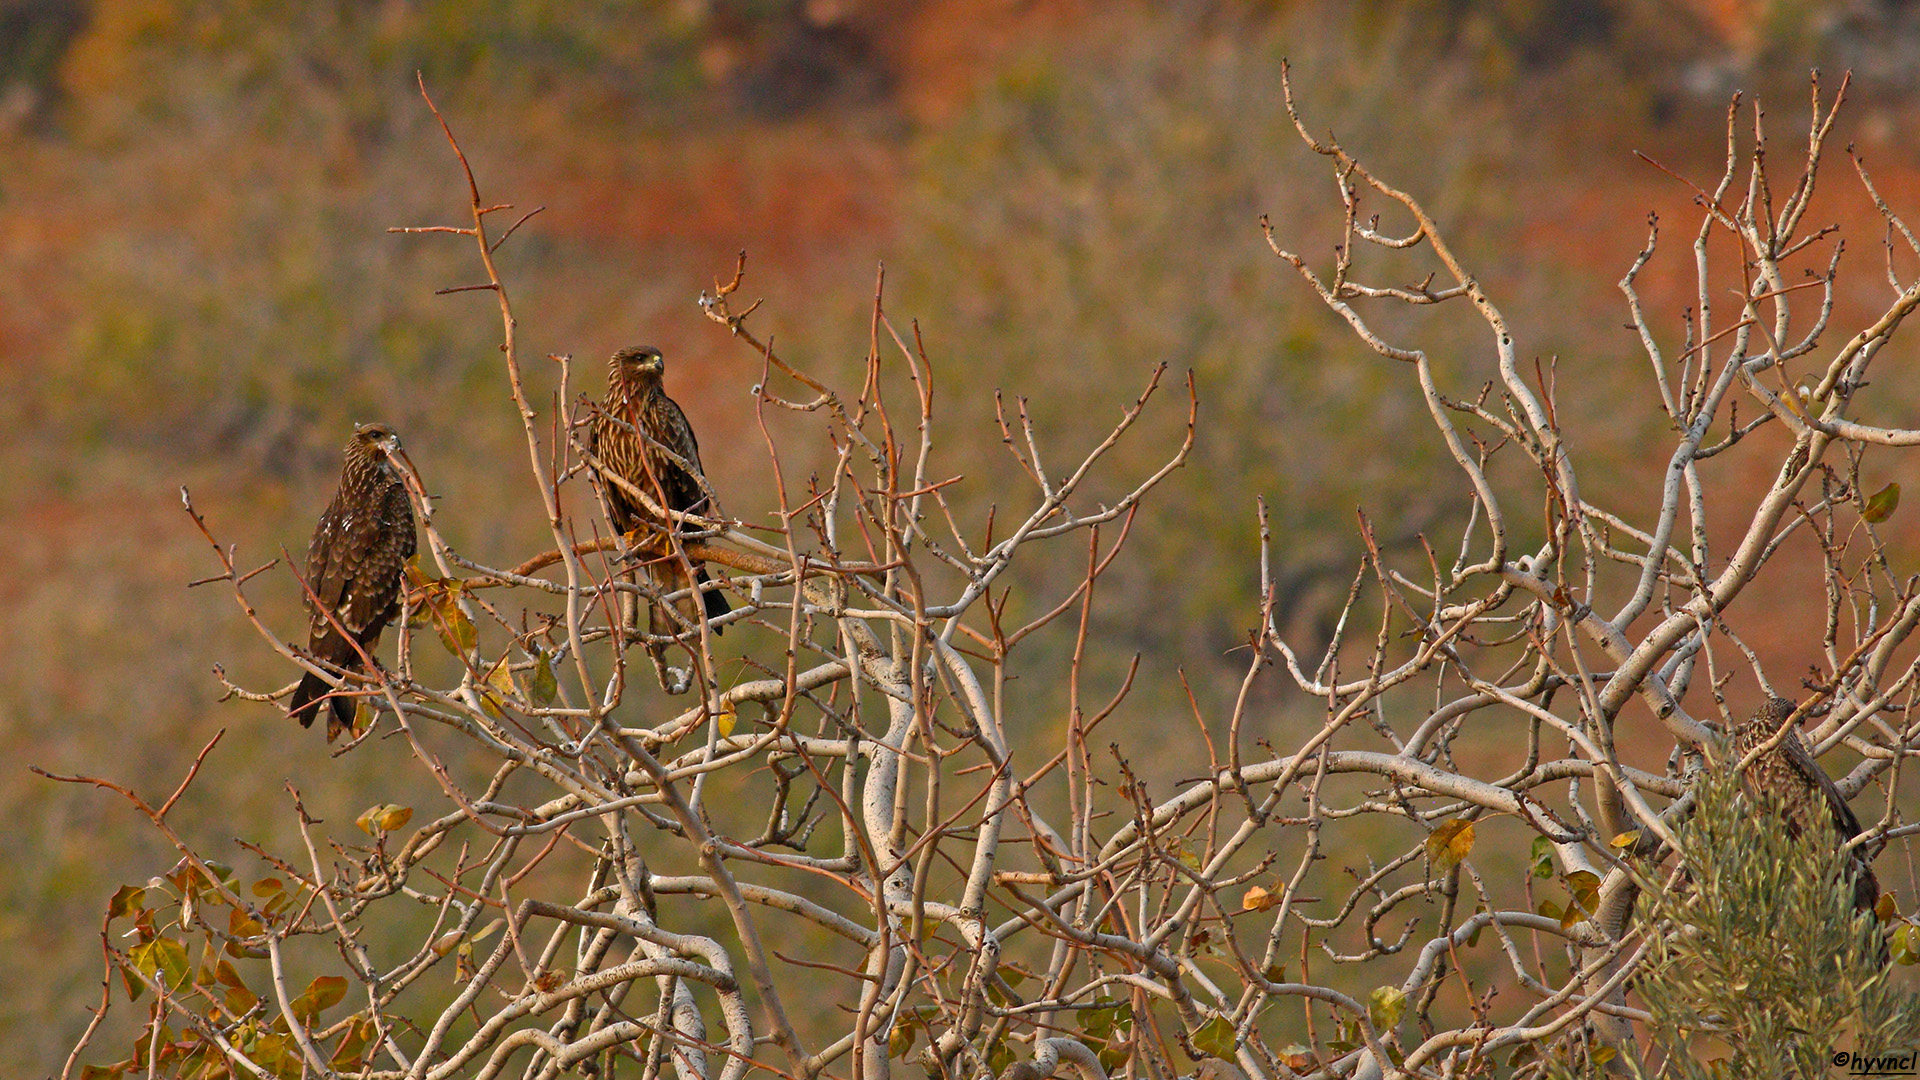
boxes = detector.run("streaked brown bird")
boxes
[588,346,730,668]
[288,423,418,740]
[1733,697,1881,920]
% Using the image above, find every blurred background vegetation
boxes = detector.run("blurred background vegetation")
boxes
[13,0,1920,1070]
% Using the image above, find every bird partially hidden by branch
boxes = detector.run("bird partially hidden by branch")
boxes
[1733,697,1883,933]
[288,424,417,740]
[589,346,731,685]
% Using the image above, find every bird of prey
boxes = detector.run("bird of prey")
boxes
[1732,697,1881,918]
[288,423,418,740]
[588,346,730,669]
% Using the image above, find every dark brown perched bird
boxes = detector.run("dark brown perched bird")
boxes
[288,423,417,740]
[588,346,730,664]
[1732,697,1881,920]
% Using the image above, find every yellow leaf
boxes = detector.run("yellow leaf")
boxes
[108,885,145,919]
[481,654,516,719]
[213,958,245,990]
[1877,892,1899,923]
[1609,831,1637,849]
[715,702,737,738]
[1779,386,1808,419]
[405,574,439,628]
[431,930,464,957]
[291,974,347,1021]
[357,804,410,835]
[1895,924,1919,965]
[1562,870,1602,929]
[433,592,477,657]
[1425,819,1475,872]
[1367,985,1406,1030]
[1242,885,1279,912]
[888,1017,918,1059]
[1864,482,1901,524]
[224,981,258,1014]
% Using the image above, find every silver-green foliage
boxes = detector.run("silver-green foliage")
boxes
[1571,774,1915,1078]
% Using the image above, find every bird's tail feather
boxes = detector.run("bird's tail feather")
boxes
[290,670,332,729]
[291,649,362,738]
[697,567,730,629]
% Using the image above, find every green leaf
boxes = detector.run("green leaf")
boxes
[131,936,190,992]
[251,1031,289,1068]
[530,649,557,706]
[1864,482,1901,524]
[1368,985,1407,1031]
[1080,1000,1117,1040]
[1191,1014,1236,1061]
[1425,819,1474,872]
[987,1037,1015,1074]
[108,885,146,920]
[224,938,269,960]
[199,860,238,890]
[155,937,192,990]
[1529,835,1554,878]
